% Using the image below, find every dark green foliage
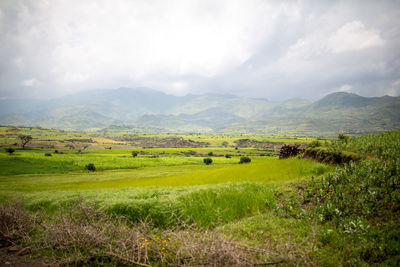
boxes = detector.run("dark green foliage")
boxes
[333,129,400,160]
[85,163,96,171]
[225,154,231,158]
[5,148,15,155]
[309,140,321,148]
[303,147,360,164]
[239,156,251,164]
[18,134,32,149]
[131,151,138,157]
[294,129,400,265]
[338,133,350,143]
[44,153,52,157]
[314,159,400,223]
[208,152,214,156]
[203,158,212,165]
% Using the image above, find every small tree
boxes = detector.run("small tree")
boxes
[203,158,213,165]
[208,152,214,156]
[18,135,32,150]
[239,156,251,164]
[225,154,231,158]
[132,151,138,157]
[5,148,15,155]
[85,163,96,171]
[338,133,350,144]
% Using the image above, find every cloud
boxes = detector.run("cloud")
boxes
[338,84,353,92]
[0,0,399,100]
[22,78,37,86]
[327,21,385,54]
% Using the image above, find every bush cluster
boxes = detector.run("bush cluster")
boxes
[203,158,212,165]
[238,156,251,164]
[85,163,96,171]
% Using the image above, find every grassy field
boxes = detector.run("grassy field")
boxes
[0,126,398,266]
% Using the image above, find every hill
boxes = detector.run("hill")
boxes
[0,88,399,135]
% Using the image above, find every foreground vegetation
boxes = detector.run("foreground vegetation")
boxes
[0,127,399,265]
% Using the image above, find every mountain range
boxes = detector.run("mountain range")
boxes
[1,87,399,135]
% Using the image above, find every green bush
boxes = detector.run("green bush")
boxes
[85,163,96,171]
[5,148,15,155]
[203,158,212,165]
[239,156,251,164]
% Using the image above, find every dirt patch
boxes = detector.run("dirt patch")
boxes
[110,136,210,148]
[234,139,283,149]
[0,247,54,267]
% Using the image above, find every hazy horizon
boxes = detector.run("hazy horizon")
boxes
[1,0,400,101]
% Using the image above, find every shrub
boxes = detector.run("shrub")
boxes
[338,133,350,143]
[131,151,138,157]
[279,144,305,159]
[225,154,231,158]
[208,152,214,156]
[85,163,96,171]
[309,140,321,148]
[239,156,251,164]
[5,148,15,155]
[203,158,213,165]
[44,153,52,157]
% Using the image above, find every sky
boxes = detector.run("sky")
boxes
[0,0,400,101]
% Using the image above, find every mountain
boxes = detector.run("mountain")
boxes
[0,88,399,135]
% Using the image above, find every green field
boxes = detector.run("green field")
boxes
[0,127,399,266]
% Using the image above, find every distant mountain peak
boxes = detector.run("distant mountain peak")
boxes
[311,91,373,109]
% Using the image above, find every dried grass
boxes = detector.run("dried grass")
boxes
[1,201,295,266]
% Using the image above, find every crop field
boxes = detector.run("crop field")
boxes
[0,126,399,266]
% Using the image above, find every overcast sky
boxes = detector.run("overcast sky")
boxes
[1,0,400,100]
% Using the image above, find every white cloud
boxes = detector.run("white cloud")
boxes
[22,78,37,86]
[327,21,385,54]
[338,84,353,92]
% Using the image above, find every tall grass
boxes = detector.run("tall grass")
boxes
[179,183,275,227]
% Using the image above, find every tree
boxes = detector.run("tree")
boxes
[18,135,32,150]
[203,158,213,165]
[239,156,251,164]
[5,148,15,155]
[338,133,350,144]
[132,151,138,157]
[85,163,96,171]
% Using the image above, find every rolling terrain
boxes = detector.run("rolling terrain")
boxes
[1,88,399,135]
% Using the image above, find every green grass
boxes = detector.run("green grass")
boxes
[0,157,331,192]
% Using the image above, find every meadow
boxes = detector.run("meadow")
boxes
[0,126,399,266]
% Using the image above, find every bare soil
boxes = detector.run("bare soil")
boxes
[0,246,54,267]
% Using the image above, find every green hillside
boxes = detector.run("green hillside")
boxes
[1,89,399,135]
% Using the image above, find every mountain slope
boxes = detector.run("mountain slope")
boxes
[0,88,399,135]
